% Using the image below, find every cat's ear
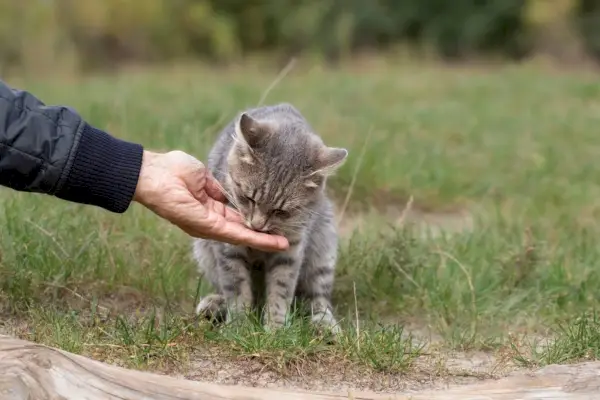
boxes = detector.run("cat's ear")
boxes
[315,147,348,174]
[232,113,268,165]
[234,113,273,149]
[305,147,348,188]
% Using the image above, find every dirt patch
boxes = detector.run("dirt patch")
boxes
[180,349,509,394]
[174,315,530,395]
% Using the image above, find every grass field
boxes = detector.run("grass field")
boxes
[2,59,600,390]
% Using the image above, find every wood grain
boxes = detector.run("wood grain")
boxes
[1,335,599,399]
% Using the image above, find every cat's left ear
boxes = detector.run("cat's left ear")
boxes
[315,147,348,174]
[305,147,348,188]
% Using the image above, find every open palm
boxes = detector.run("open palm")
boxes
[133,150,289,252]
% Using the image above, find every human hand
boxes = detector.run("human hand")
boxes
[132,150,289,252]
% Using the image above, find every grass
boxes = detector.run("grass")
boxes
[2,58,600,387]
[511,311,600,367]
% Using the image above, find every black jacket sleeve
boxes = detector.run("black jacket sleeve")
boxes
[0,79,143,213]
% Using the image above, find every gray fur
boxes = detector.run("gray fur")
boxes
[192,103,347,333]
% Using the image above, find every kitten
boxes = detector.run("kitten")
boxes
[192,103,347,334]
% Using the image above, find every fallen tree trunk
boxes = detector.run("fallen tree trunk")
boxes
[1,334,600,399]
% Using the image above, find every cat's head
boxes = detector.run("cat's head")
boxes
[225,112,347,237]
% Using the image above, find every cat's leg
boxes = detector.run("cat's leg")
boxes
[193,239,227,322]
[301,261,340,336]
[300,219,341,336]
[218,244,253,324]
[308,295,340,335]
[264,253,301,330]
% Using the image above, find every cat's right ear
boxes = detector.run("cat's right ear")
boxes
[304,147,348,189]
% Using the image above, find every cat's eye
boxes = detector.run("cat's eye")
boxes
[273,209,291,219]
[242,195,255,204]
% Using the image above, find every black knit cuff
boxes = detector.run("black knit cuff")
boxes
[55,123,144,213]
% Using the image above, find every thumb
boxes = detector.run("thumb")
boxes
[206,197,244,224]
[176,156,227,204]
[210,220,290,252]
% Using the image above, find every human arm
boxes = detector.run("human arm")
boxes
[0,79,143,212]
[0,79,288,251]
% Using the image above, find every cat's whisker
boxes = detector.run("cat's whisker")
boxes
[281,222,305,229]
[208,168,243,207]
[299,208,325,217]
[210,178,231,199]
[281,224,309,234]
[297,207,329,219]
[210,167,230,176]
[210,179,242,211]
[282,222,308,230]
[230,132,243,145]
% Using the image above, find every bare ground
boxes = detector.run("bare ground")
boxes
[178,341,521,395]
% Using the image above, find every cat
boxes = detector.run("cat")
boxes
[192,103,348,334]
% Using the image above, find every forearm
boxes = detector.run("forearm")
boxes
[0,80,143,213]
[54,123,144,213]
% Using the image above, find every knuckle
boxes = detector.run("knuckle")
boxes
[168,150,205,168]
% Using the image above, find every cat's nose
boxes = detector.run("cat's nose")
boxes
[250,220,267,231]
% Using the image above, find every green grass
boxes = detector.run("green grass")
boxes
[2,60,600,382]
[511,311,600,367]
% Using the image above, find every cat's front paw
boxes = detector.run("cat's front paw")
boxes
[196,294,226,323]
[263,319,285,333]
[312,311,342,339]
[262,311,290,332]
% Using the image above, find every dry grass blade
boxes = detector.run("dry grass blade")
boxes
[257,58,297,106]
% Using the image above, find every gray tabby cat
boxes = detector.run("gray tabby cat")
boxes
[192,103,347,334]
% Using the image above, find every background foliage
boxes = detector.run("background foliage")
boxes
[0,0,596,73]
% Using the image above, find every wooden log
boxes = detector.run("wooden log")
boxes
[1,334,600,399]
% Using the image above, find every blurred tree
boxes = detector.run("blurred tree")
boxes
[575,0,600,61]
[1,0,598,72]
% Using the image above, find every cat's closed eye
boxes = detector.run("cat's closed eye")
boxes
[239,195,256,205]
[272,209,291,219]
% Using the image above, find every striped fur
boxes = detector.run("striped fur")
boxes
[192,103,347,333]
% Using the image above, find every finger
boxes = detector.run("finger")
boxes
[212,221,289,252]
[204,174,228,203]
[207,198,244,223]
[177,200,288,252]
[223,206,244,224]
